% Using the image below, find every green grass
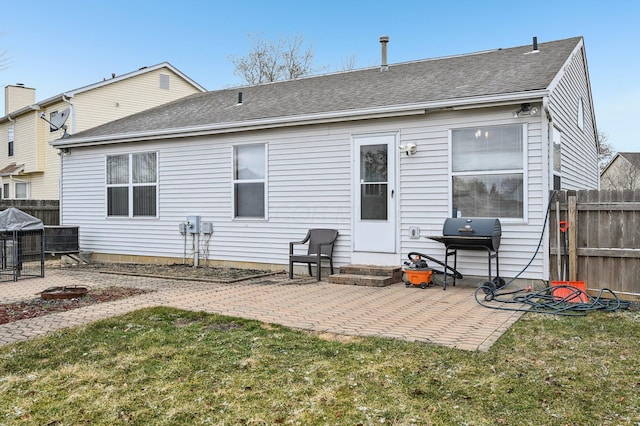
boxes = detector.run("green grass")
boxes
[1,307,639,425]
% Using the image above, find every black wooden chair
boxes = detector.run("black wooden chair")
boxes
[289,229,339,281]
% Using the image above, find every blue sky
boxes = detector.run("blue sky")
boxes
[1,0,638,152]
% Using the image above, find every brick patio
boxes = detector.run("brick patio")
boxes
[0,269,528,351]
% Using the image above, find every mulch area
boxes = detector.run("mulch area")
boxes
[60,262,275,282]
[0,286,149,325]
[2,263,276,325]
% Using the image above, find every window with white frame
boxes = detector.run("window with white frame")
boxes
[552,127,562,190]
[577,97,584,131]
[8,124,14,157]
[106,152,157,217]
[14,182,29,199]
[451,124,524,219]
[233,144,266,218]
[2,183,8,199]
[49,111,59,132]
[159,74,170,90]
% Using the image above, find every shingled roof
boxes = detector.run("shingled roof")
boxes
[618,153,640,169]
[58,37,583,144]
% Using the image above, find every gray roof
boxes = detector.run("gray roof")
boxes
[2,62,206,124]
[618,153,640,169]
[62,37,582,142]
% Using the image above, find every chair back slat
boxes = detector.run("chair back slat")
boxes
[307,229,339,256]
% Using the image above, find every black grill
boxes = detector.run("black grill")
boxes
[429,218,502,289]
[438,218,501,251]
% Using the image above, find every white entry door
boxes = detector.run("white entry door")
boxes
[353,134,396,253]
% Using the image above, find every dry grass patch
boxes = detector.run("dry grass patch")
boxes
[1,307,639,425]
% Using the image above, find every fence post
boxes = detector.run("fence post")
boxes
[568,192,578,281]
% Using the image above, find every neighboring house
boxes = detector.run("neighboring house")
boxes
[0,63,206,200]
[600,152,640,190]
[51,36,598,284]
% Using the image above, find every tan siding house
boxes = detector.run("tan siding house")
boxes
[0,63,205,200]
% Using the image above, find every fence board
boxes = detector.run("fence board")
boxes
[0,200,59,226]
[551,190,640,299]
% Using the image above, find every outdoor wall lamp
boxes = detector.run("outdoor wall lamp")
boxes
[513,103,539,118]
[399,143,417,156]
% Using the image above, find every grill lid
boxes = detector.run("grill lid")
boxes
[431,218,502,251]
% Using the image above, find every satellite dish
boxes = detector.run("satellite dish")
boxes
[50,108,70,130]
[39,107,71,138]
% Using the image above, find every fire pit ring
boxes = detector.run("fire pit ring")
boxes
[39,286,89,300]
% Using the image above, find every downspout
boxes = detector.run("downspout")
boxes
[61,94,75,134]
[59,94,75,225]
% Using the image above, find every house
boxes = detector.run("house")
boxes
[0,63,206,200]
[50,36,598,285]
[600,152,640,190]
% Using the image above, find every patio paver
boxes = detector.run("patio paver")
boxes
[0,269,528,351]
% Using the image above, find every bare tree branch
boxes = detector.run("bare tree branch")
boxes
[340,54,358,71]
[229,34,316,85]
[0,50,10,71]
[598,131,615,173]
[601,156,640,190]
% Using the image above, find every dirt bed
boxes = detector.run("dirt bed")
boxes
[0,286,149,325]
[62,263,274,281]
[2,263,275,325]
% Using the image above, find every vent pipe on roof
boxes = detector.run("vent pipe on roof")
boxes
[380,35,389,71]
[532,36,539,52]
[237,91,243,105]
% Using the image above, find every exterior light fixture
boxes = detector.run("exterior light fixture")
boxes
[513,103,538,118]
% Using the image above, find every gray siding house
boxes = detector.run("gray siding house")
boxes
[51,36,598,284]
[601,153,640,190]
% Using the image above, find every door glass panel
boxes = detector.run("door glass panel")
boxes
[360,144,388,220]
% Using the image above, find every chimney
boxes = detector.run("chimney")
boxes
[5,84,36,115]
[380,35,389,71]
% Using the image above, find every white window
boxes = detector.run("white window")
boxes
[552,127,562,190]
[451,125,524,219]
[159,74,170,90]
[577,97,584,131]
[106,152,157,217]
[233,144,266,218]
[2,183,8,199]
[49,111,59,132]
[15,182,29,199]
[8,124,14,157]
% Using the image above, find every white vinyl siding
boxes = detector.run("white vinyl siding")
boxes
[547,43,598,190]
[61,107,548,281]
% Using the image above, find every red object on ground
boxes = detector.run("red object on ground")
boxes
[550,281,588,303]
[405,269,433,288]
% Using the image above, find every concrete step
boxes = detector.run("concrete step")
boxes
[328,273,401,287]
[328,264,403,287]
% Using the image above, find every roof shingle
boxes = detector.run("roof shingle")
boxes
[66,37,582,141]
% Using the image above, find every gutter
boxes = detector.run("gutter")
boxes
[51,89,550,148]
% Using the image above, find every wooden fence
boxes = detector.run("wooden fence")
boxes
[550,190,640,299]
[0,200,60,226]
